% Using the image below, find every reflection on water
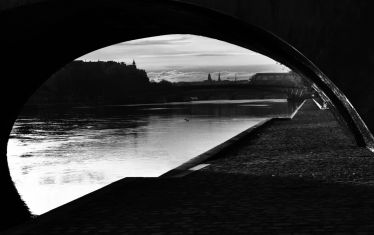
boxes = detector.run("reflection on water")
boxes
[7,99,297,215]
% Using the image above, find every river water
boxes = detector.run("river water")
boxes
[7,99,296,215]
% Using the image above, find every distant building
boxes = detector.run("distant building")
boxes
[250,72,305,87]
[206,73,213,83]
[131,59,137,69]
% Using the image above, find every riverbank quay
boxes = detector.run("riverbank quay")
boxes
[6,99,374,234]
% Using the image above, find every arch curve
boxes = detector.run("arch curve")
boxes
[0,0,373,229]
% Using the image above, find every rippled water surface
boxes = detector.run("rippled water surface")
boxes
[7,99,296,215]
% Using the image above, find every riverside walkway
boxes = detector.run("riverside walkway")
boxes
[6,100,374,234]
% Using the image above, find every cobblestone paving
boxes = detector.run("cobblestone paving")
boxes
[6,100,374,234]
[202,100,374,185]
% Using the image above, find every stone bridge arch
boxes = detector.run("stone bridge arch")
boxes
[0,0,373,230]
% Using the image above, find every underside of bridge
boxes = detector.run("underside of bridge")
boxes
[1,0,374,230]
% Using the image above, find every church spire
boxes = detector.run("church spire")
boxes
[132,59,137,68]
[207,73,212,83]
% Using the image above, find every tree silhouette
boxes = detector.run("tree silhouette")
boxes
[27,60,151,105]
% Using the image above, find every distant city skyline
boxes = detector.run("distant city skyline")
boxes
[78,34,289,82]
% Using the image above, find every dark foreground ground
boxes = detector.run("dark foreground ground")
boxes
[5,100,374,234]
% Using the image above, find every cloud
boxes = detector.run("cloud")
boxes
[156,64,288,73]
[147,71,205,82]
[147,70,256,82]
[137,52,249,58]
[78,34,288,72]
[116,35,192,46]
[194,52,249,57]
[147,64,290,82]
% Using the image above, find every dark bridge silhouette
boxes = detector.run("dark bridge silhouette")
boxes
[1,0,374,231]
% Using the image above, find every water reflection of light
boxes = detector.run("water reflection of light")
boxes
[239,104,269,107]
[7,99,291,215]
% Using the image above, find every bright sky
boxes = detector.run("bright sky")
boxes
[78,34,288,82]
